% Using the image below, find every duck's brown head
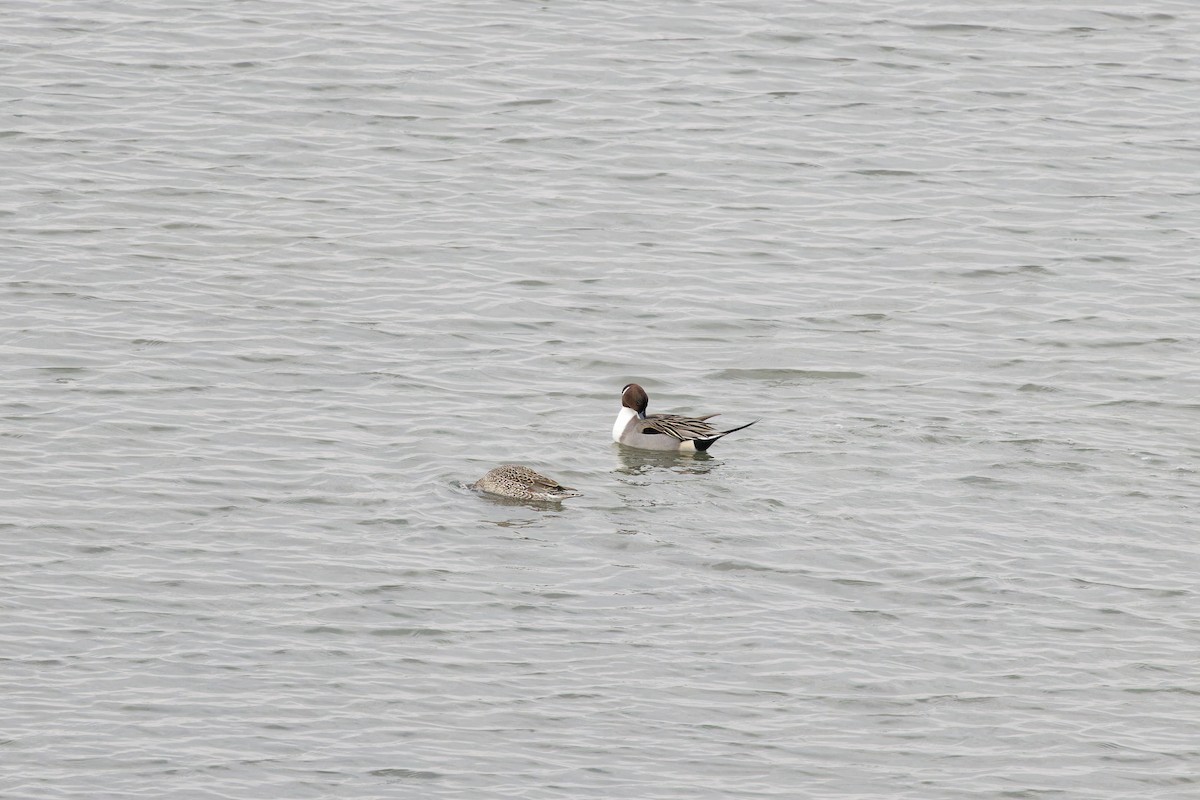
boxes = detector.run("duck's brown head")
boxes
[620,383,649,418]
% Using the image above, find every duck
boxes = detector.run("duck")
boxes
[471,465,581,502]
[611,383,758,452]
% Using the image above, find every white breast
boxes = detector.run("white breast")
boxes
[612,407,638,442]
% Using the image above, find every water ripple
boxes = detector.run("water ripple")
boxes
[4,0,1199,798]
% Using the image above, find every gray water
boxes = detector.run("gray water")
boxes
[4,1,1199,797]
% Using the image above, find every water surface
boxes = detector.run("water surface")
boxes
[3,1,1199,798]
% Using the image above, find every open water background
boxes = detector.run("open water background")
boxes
[3,1,1199,797]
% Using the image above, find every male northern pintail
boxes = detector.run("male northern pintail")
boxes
[611,383,758,452]
[471,465,581,502]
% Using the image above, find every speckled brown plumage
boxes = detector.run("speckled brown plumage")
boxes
[471,465,581,501]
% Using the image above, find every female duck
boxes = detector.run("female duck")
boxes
[472,465,581,502]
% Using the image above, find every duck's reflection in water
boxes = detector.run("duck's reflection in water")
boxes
[612,445,720,477]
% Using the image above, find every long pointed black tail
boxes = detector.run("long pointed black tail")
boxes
[693,419,759,452]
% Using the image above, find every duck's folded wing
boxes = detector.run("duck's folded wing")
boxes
[639,413,719,441]
[527,471,573,491]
